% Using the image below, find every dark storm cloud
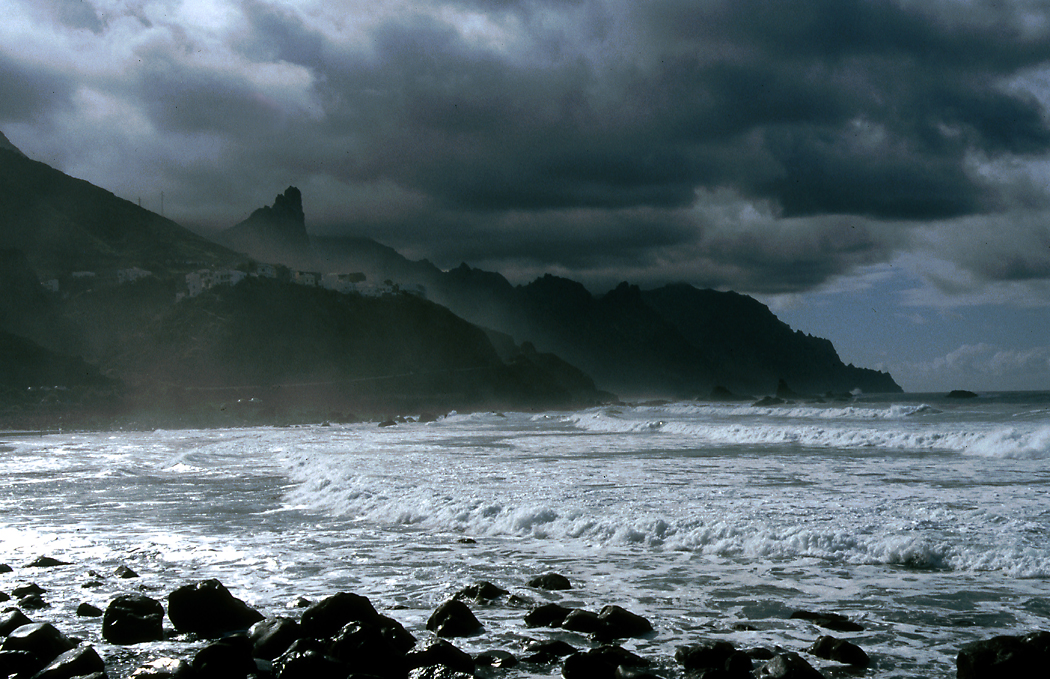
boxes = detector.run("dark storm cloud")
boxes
[223,0,1050,224]
[6,0,1050,295]
[0,53,75,122]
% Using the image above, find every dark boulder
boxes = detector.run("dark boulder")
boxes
[561,609,602,634]
[0,608,32,636]
[17,593,48,610]
[597,605,653,639]
[0,650,37,677]
[426,600,482,638]
[676,640,752,678]
[327,620,408,679]
[0,592,7,603]
[753,396,785,407]
[406,637,474,675]
[757,652,825,679]
[378,614,417,653]
[809,635,869,667]
[102,594,165,644]
[19,596,48,612]
[408,666,473,679]
[0,622,75,672]
[789,610,863,632]
[453,581,508,604]
[958,631,1050,679]
[12,583,45,598]
[31,645,106,679]
[562,646,649,679]
[126,657,193,677]
[249,617,301,660]
[76,603,103,618]
[615,668,667,679]
[24,557,71,568]
[947,390,979,399]
[192,635,256,679]
[527,572,572,590]
[167,579,263,638]
[299,592,381,640]
[475,649,518,668]
[675,640,739,671]
[115,564,139,579]
[524,602,572,628]
[523,639,577,657]
[273,639,346,679]
[0,564,11,573]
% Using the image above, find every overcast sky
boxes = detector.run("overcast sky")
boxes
[4,0,1050,392]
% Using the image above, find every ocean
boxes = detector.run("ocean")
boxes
[2,392,1049,677]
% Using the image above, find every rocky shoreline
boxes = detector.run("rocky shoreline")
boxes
[0,556,1046,679]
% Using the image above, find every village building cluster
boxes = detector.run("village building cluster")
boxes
[40,262,425,301]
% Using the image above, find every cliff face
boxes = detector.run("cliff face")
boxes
[221,187,313,269]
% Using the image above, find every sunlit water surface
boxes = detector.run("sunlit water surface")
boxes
[2,393,1049,677]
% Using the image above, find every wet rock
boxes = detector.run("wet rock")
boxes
[524,602,572,628]
[408,666,473,679]
[0,592,8,603]
[299,592,381,639]
[115,564,139,579]
[102,594,165,644]
[192,635,256,679]
[273,639,347,679]
[12,583,45,598]
[523,639,578,658]
[453,581,509,604]
[378,613,417,653]
[128,657,193,678]
[24,557,71,568]
[561,608,602,634]
[0,564,11,573]
[76,603,104,618]
[0,622,76,672]
[406,637,474,675]
[167,579,263,638]
[17,593,48,610]
[0,608,32,636]
[597,605,654,639]
[249,616,301,660]
[327,620,409,679]
[675,640,739,671]
[0,650,37,677]
[789,610,864,632]
[753,396,785,407]
[475,649,518,668]
[527,572,572,590]
[426,600,483,638]
[958,631,1050,679]
[563,645,650,679]
[32,644,106,679]
[947,390,979,399]
[615,668,667,679]
[758,651,825,679]
[809,635,870,667]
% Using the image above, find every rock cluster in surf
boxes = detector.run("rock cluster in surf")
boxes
[0,556,1046,678]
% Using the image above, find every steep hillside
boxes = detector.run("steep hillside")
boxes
[0,146,243,277]
[641,284,900,394]
[66,277,610,421]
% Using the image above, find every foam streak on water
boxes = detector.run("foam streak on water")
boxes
[1,394,1049,678]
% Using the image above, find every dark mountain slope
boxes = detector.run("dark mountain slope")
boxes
[0,147,243,277]
[71,277,609,418]
[642,283,900,394]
